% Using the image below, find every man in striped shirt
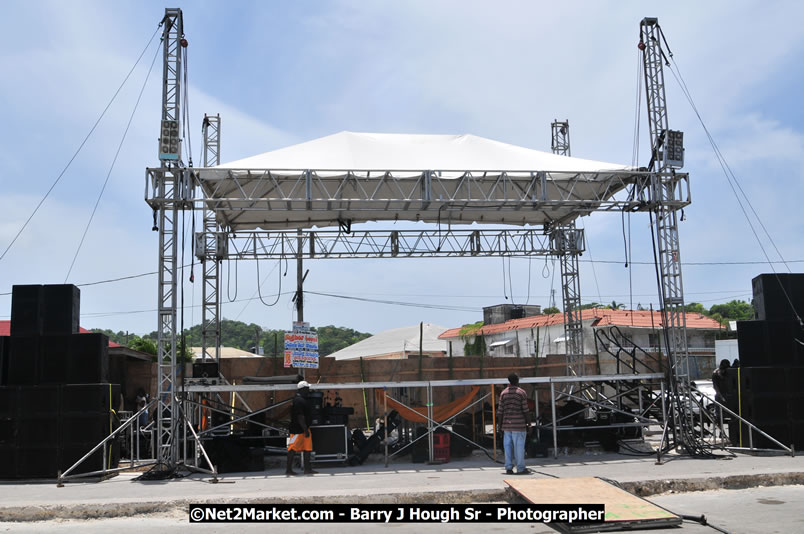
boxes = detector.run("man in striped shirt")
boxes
[497,373,531,475]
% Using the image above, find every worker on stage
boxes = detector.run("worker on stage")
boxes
[286,380,318,476]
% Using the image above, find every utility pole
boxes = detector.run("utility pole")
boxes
[296,229,304,322]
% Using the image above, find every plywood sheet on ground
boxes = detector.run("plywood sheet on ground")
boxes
[506,476,680,530]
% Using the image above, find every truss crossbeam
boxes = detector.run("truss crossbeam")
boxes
[146,168,690,230]
[197,229,585,260]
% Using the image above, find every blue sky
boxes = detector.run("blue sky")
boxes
[1,1,802,336]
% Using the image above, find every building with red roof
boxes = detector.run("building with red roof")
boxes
[439,308,724,378]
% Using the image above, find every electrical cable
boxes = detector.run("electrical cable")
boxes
[64,41,162,282]
[226,256,238,302]
[579,219,603,306]
[507,256,515,305]
[303,290,479,312]
[524,256,532,305]
[501,255,508,300]
[1,254,786,298]
[0,23,162,264]
[255,241,282,307]
[235,261,280,320]
[658,27,801,325]
[628,212,634,312]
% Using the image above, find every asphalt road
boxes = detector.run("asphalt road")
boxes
[1,485,802,534]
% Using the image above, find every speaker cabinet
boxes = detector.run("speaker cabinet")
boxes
[0,336,9,386]
[17,415,60,446]
[737,366,804,450]
[67,334,109,383]
[192,361,219,378]
[0,417,17,445]
[10,285,44,336]
[752,274,804,321]
[0,386,19,418]
[39,334,72,384]
[0,445,17,478]
[61,383,120,415]
[311,425,349,458]
[7,336,40,385]
[18,385,59,417]
[42,285,80,335]
[17,445,61,479]
[737,320,804,367]
[61,413,113,445]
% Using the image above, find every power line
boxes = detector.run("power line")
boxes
[0,23,163,264]
[2,256,800,299]
[64,42,162,282]
[303,290,479,312]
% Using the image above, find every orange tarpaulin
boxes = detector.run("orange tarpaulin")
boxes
[375,386,482,423]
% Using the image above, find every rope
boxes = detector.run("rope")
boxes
[0,23,162,264]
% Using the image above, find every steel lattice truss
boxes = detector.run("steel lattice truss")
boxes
[641,17,694,451]
[200,115,222,362]
[143,8,698,468]
[209,228,578,260]
[145,168,689,231]
[153,9,184,467]
[550,121,585,376]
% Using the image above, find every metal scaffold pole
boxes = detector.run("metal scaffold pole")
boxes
[640,17,693,450]
[154,7,185,467]
[200,114,222,365]
[550,120,585,377]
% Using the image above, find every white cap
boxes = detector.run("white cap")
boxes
[297,380,310,389]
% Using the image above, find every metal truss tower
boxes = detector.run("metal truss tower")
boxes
[154,8,185,467]
[200,114,222,364]
[550,120,585,376]
[551,120,571,157]
[640,17,692,445]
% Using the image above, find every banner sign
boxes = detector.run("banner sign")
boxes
[284,330,319,369]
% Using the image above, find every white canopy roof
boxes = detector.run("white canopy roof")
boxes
[326,323,449,361]
[196,131,635,231]
[218,131,629,173]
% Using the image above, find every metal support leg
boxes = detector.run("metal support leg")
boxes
[550,382,558,459]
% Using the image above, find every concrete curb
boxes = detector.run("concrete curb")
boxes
[1,473,803,522]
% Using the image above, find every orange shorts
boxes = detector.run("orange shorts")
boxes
[288,432,313,452]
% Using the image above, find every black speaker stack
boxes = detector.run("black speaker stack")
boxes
[733,274,804,450]
[0,284,120,478]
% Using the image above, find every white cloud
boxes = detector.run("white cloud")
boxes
[2,0,803,335]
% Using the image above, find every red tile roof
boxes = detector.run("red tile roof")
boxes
[0,321,121,347]
[439,309,722,339]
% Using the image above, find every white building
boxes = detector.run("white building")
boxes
[439,309,724,378]
[326,323,449,361]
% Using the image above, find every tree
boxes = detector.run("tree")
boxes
[684,302,707,315]
[129,336,156,355]
[459,322,486,356]
[543,306,560,315]
[709,300,754,325]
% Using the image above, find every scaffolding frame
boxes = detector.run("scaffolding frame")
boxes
[140,9,705,469]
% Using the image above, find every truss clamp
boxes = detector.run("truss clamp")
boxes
[195,232,228,260]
